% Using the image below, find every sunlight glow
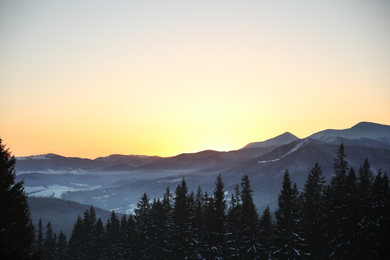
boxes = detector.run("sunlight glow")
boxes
[1,0,389,158]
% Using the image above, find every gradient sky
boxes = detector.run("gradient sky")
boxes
[1,0,389,158]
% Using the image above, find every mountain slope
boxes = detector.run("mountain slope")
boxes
[28,197,112,237]
[309,121,390,144]
[17,121,390,215]
[243,132,299,149]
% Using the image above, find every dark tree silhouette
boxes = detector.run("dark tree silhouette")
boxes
[172,178,192,259]
[239,175,260,258]
[34,142,390,259]
[302,162,327,259]
[274,170,304,259]
[259,206,274,259]
[0,138,35,259]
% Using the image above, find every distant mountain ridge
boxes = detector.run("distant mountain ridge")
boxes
[243,132,299,149]
[308,121,390,143]
[16,121,390,217]
[15,122,390,175]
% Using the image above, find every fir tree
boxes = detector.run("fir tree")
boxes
[328,144,354,259]
[0,138,35,259]
[67,216,84,258]
[203,192,215,258]
[149,198,168,259]
[226,184,241,258]
[343,167,360,258]
[93,217,105,258]
[258,206,274,259]
[36,218,44,255]
[355,159,376,257]
[105,211,121,259]
[372,171,390,258]
[83,206,97,258]
[134,193,151,258]
[161,187,174,257]
[205,174,227,258]
[274,170,304,259]
[239,175,260,259]
[172,178,192,259]
[123,215,136,258]
[43,222,55,260]
[302,162,327,259]
[56,231,67,259]
[193,185,205,257]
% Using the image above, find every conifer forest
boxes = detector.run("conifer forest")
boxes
[2,142,390,259]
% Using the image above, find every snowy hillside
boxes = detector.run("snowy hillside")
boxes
[309,122,390,143]
[16,121,390,215]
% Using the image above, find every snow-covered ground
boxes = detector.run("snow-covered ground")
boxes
[17,154,51,160]
[25,183,101,199]
[259,139,309,164]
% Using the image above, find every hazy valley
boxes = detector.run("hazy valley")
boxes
[14,121,390,236]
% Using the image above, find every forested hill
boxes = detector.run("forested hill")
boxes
[34,144,390,259]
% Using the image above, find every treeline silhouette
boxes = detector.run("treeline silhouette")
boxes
[35,144,390,259]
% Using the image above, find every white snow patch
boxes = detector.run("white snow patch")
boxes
[26,185,76,198]
[157,178,182,183]
[259,139,309,164]
[25,183,101,198]
[125,203,137,215]
[17,155,51,160]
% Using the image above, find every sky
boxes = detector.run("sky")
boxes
[1,0,389,159]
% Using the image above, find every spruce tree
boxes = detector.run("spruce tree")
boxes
[274,170,304,259]
[239,175,260,259]
[134,193,151,258]
[172,178,191,259]
[193,185,205,257]
[161,187,174,257]
[56,231,67,259]
[149,198,167,259]
[343,167,360,258]
[258,206,274,259]
[203,192,215,258]
[43,222,55,260]
[123,215,136,258]
[0,138,35,259]
[93,217,105,258]
[83,206,97,258]
[372,171,390,258]
[226,184,241,258]
[205,174,227,258]
[328,144,353,259]
[302,162,327,259]
[36,218,44,256]
[355,159,376,257]
[67,216,84,258]
[105,211,121,259]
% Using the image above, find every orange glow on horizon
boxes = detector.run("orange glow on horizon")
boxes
[1,1,389,159]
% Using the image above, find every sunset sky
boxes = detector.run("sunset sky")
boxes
[1,0,389,158]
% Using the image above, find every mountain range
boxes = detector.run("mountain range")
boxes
[15,121,390,236]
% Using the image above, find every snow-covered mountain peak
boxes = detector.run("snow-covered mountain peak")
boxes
[308,122,390,143]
